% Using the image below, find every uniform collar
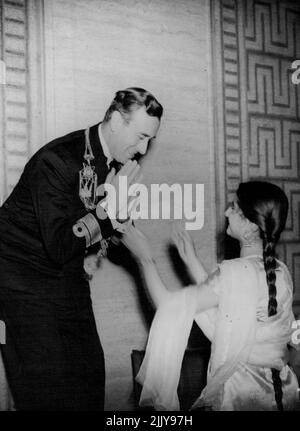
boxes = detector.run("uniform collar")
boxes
[87,123,109,166]
[87,124,111,182]
[98,123,112,167]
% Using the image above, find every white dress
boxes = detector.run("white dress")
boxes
[0,350,14,411]
[206,256,299,411]
[136,256,300,411]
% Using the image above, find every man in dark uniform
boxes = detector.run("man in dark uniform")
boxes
[0,87,163,410]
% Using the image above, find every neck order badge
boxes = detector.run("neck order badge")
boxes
[79,128,98,210]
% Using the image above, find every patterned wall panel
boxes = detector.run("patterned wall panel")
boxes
[221,0,244,202]
[0,0,44,202]
[0,0,29,199]
[212,0,300,310]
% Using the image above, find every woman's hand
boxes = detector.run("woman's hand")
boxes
[121,224,153,263]
[84,253,100,279]
[172,224,197,266]
[172,224,208,284]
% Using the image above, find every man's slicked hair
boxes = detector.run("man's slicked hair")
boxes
[103,87,163,123]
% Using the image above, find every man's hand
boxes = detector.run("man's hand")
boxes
[96,160,142,223]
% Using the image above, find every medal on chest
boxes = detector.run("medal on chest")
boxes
[76,127,109,271]
[79,128,98,210]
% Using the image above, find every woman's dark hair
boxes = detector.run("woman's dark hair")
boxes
[103,87,163,123]
[236,181,289,411]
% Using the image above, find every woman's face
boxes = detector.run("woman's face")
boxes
[225,199,246,240]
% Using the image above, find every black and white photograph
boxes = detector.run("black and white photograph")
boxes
[0,0,300,418]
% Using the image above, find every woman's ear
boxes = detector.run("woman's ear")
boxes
[242,219,260,242]
[248,219,259,233]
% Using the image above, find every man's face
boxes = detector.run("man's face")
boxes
[110,106,160,164]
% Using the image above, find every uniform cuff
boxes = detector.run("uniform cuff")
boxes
[72,210,115,248]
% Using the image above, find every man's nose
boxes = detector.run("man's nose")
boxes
[137,139,148,155]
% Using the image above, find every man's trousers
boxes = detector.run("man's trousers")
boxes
[0,257,105,411]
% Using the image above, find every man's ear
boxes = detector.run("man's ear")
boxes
[110,111,123,132]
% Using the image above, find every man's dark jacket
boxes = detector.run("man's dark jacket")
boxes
[0,123,114,276]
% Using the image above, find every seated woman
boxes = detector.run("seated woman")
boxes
[122,181,299,411]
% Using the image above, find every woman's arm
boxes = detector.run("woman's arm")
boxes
[184,255,208,285]
[194,281,219,313]
[139,257,170,308]
[139,257,219,312]
[122,225,219,312]
[121,225,170,308]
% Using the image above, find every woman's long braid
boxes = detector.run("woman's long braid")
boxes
[237,181,289,411]
[262,229,284,411]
